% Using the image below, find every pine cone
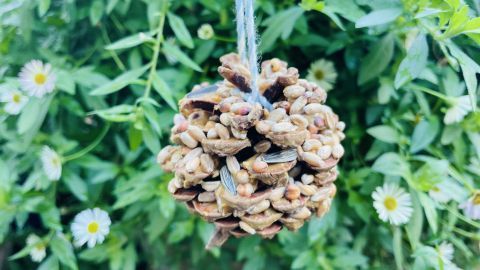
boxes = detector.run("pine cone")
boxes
[156,53,345,249]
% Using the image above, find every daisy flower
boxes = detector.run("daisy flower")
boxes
[18,60,56,97]
[429,182,452,204]
[71,208,111,248]
[444,95,473,125]
[372,183,413,225]
[459,193,480,220]
[197,24,214,40]
[0,89,28,115]
[437,242,461,270]
[306,59,337,91]
[26,234,46,263]
[40,146,62,181]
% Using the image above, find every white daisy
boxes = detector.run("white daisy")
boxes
[459,193,480,220]
[429,183,452,204]
[444,95,473,125]
[306,59,337,91]
[71,208,111,248]
[0,89,28,115]
[26,234,46,263]
[197,24,214,40]
[437,242,461,270]
[18,60,56,97]
[372,183,413,225]
[40,146,62,181]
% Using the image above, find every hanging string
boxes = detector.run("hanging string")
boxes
[235,0,260,104]
[235,0,247,64]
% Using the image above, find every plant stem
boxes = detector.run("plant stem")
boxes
[452,227,480,240]
[144,1,169,99]
[101,26,126,71]
[62,123,111,162]
[445,205,480,229]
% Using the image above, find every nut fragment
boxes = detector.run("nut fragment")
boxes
[180,132,198,148]
[285,183,301,200]
[252,160,268,173]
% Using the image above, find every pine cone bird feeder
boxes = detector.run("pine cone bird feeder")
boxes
[157,53,345,248]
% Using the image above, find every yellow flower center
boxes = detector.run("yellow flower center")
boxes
[12,94,21,103]
[314,70,324,80]
[431,186,440,192]
[87,221,99,233]
[34,73,46,85]
[51,156,60,166]
[473,194,480,205]
[384,196,398,211]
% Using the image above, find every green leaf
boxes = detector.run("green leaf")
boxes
[167,12,194,49]
[410,117,439,153]
[162,42,202,71]
[418,192,438,234]
[260,7,304,51]
[92,105,136,122]
[167,220,194,243]
[358,34,394,85]
[90,65,149,96]
[50,235,78,270]
[300,0,325,11]
[291,250,315,269]
[378,78,395,104]
[38,256,59,270]
[355,8,402,28]
[56,69,75,94]
[393,227,404,270]
[89,0,104,25]
[152,72,177,110]
[105,31,155,50]
[394,34,428,89]
[38,0,51,17]
[17,95,53,134]
[406,190,424,250]
[142,124,160,154]
[441,5,469,39]
[106,0,120,14]
[127,125,143,150]
[366,125,399,143]
[448,45,480,111]
[63,171,88,202]
[372,152,410,178]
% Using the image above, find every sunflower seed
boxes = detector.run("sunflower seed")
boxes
[226,156,240,174]
[220,166,237,195]
[200,154,214,173]
[262,148,297,163]
[186,84,218,98]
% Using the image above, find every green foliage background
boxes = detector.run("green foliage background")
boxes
[1,0,480,269]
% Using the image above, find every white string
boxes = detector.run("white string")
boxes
[235,0,247,64]
[236,0,260,104]
[244,0,260,104]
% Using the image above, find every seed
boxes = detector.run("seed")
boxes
[219,113,232,126]
[337,132,346,140]
[247,200,270,215]
[186,157,200,173]
[270,58,282,72]
[291,207,311,219]
[314,116,325,127]
[304,103,324,115]
[235,170,249,184]
[319,135,335,146]
[198,192,216,202]
[200,154,214,173]
[289,96,307,115]
[215,123,230,139]
[168,179,177,193]
[256,120,272,134]
[183,147,203,163]
[176,121,189,133]
[180,132,198,148]
[272,122,297,133]
[267,108,287,122]
[270,187,286,201]
[187,125,206,142]
[254,140,271,153]
[207,128,218,139]
[231,102,252,115]
[303,139,322,151]
[288,166,302,178]
[301,174,314,185]
[252,160,268,173]
[239,221,256,234]
[219,102,231,113]
[285,183,301,200]
[296,181,317,196]
[226,156,240,174]
[311,187,330,202]
[231,128,247,139]
[317,145,332,160]
[301,152,324,167]
[290,114,308,128]
[283,85,305,99]
[308,124,319,134]
[157,146,173,165]
[174,176,183,189]
[201,181,220,192]
[237,183,254,197]
[337,121,346,131]
[332,144,345,159]
[325,113,336,129]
